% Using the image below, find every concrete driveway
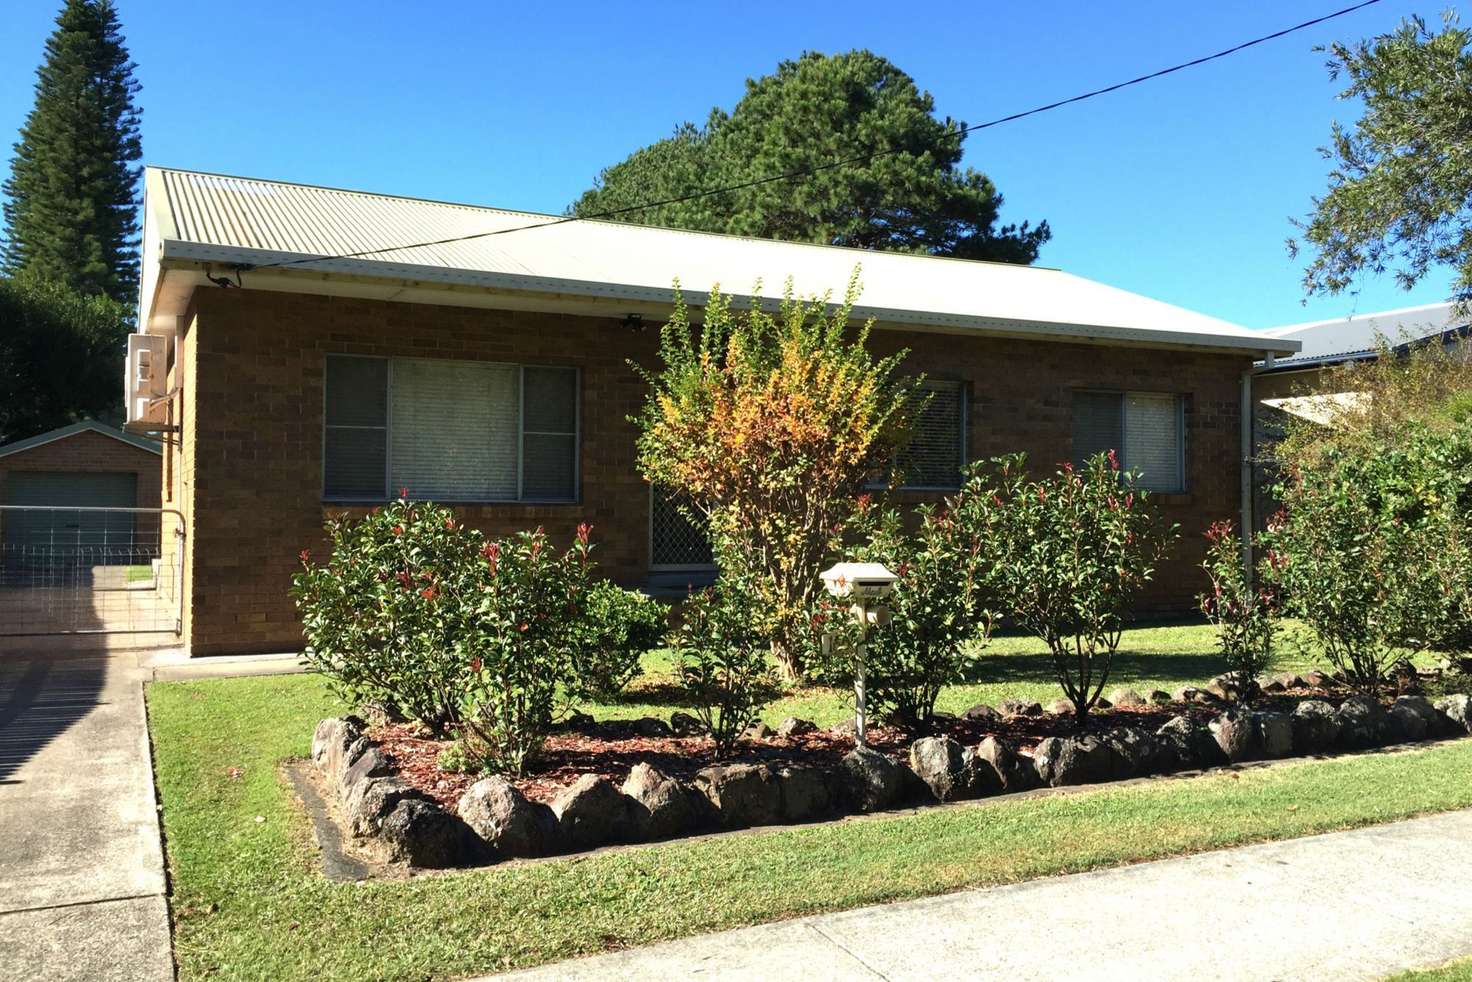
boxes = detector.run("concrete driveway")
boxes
[0,648,172,982]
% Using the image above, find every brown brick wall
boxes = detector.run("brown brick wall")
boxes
[180,288,1252,656]
[0,429,161,507]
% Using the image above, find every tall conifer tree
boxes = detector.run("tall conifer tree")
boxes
[3,0,143,302]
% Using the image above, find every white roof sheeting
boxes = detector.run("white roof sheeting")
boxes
[1262,302,1464,367]
[140,167,1297,356]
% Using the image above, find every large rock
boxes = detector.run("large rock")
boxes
[380,798,466,868]
[312,717,364,779]
[1393,695,1447,739]
[1299,670,1336,689]
[997,698,1043,718]
[1047,698,1076,717]
[1254,713,1294,758]
[840,746,908,811]
[343,776,426,838]
[1032,735,1126,787]
[775,765,832,822]
[1434,694,1472,734]
[339,744,392,792]
[961,704,1002,724]
[973,735,1037,793]
[669,711,706,736]
[631,716,672,738]
[1337,696,1388,749]
[621,763,709,841]
[1210,711,1261,763]
[458,776,560,858]
[551,774,644,849]
[1109,688,1148,708]
[909,736,977,802]
[1383,697,1430,744]
[740,722,775,742]
[1292,700,1341,753]
[1155,715,1227,771]
[1206,673,1252,703]
[1100,726,1169,776]
[775,717,817,740]
[695,763,782,828]
[1148,690,1173,706]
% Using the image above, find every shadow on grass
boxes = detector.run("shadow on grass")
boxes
[956,650,1228,687]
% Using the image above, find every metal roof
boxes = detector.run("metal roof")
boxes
[140,167,1298,356]
[1261,302,1465,369]
[0,420,161,459]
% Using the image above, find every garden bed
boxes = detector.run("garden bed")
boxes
[313,672,1472,871]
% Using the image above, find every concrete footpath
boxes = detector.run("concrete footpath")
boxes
[0,649,172,982]
[495,807,1472,982]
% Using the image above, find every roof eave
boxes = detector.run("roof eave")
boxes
[151,240,1300,357]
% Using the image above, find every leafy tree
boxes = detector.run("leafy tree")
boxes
[1198,519,1278,699]
[0,274,131,443]
[633,270,918,681]
[1293,14,1472,305]
[3,0,143,301]
[573,50,1049,264]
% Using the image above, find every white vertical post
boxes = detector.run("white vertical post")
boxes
[854,601,868,747]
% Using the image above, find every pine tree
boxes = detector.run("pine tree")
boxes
[3,0,143,302]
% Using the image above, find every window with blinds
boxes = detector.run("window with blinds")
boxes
[894,380,966,489]
[323,355,578,502]
[1071,390,1185,492]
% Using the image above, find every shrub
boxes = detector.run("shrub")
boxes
[1198,519,1276,699]
[848,468,1000,726]
[1262,421,1472,694]
[458,526,593,776]
[670,573,779,756]
[291,496,481,737]
[633,271,919,681]
[566,581,668,701]
[989,452,1173,725]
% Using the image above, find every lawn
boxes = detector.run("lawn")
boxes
[148,621,1472,982]
[1394,960,1472,981]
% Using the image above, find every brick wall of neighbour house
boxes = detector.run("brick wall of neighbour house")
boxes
[0,430,161,505]
[176,287,1252,656]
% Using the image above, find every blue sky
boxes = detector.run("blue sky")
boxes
[1,0,1456,328]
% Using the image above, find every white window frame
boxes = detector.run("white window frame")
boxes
[1073,388,1188,494]
[322,354,580,504]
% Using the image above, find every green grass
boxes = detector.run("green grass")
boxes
[125,564,154,583]
[1392,959,1472,981]
[589,619,1427,727]
[149,629,1472,981]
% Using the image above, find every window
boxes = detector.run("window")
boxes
[893,379,967,489]
[323,355,578,502]
[1071,390,1185,493]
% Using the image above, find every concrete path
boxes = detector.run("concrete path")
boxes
[496,807,1472,982]
[0,650,172,982]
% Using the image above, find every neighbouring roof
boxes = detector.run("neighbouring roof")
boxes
[1261,302,1467,371]
[138,167,1298,357]
[0,420,161,460]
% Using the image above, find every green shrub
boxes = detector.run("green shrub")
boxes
[459,526,593,775]
[988,452,1173,725]
[671,574,778,756]
[291,496,481,737]
[848,469,1000,726]
[1199,519,1276,699]
[567,581,668,701]
[1262,422,1472,693]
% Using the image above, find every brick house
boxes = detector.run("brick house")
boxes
[129,168,1298,656]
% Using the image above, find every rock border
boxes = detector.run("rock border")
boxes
[308,690,1472,869]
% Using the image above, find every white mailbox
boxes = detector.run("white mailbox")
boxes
[819,562,898,601]
[819,561,897,747]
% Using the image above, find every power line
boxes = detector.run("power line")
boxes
[250,0,1385,273]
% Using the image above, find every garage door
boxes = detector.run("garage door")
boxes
[2,471,139,565]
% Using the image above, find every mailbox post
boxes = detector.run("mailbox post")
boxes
[819,561,897,747]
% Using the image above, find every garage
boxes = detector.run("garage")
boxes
[2,471,140,565]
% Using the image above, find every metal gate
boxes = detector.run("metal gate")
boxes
[0,506,183,636]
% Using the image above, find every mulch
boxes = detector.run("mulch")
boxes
[374,688,1338,814]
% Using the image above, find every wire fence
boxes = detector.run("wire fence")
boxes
[0,506,183,636]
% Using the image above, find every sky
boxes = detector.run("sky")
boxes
[0,0,1458,329]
